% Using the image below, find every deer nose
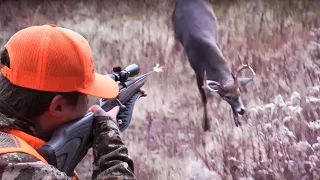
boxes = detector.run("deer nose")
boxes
[238,108,245,115]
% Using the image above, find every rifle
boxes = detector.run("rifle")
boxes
[37,63,164,176]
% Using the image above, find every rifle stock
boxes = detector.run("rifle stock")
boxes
[37,64,163,176]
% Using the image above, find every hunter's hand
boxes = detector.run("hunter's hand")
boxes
[139,88,147,97]
[89,105,120,121]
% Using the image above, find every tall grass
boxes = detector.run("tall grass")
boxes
[0,0,319,179]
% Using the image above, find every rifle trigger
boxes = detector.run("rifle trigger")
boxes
[116,99,126,111]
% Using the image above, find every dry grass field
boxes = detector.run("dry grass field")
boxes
[1,0,320,179]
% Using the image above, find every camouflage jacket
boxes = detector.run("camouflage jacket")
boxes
[0,112,137,180]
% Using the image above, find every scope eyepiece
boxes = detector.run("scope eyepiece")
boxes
[124,64,140,77]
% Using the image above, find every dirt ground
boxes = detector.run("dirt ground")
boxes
[0,0,320,179]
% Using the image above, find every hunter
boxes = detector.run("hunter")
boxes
[0,24,137,180]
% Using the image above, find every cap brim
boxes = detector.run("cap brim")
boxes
[78,73,119,99]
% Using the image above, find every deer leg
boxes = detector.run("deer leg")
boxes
[196,75,210,131]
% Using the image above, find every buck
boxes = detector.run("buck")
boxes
[171,0,256,131]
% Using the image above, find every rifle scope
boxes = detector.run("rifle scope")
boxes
[108,64,140,82]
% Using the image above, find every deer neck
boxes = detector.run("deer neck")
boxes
[208,43,233,84]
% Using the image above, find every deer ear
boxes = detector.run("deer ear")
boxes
[237,77,253,86]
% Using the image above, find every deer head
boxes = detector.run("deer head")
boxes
[203,55,256,116]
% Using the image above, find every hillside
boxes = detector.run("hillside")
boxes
[0,0,319,179]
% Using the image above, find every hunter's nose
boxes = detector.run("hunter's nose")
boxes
[238,108,245,115]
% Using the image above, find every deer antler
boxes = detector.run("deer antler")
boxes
[232,54,256,84]
[203,71,224,92]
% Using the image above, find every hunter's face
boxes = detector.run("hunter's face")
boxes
[61,93,89,123]
[38,93,89,141]
[49,93,89,128]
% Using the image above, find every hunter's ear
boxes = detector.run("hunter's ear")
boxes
[48,95,65,117]
[237,77,253,86]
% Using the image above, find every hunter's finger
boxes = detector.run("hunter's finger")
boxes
[139,89,147,96]
[88,105,107,116]
[88,104,98,113]
[106,106,120,117]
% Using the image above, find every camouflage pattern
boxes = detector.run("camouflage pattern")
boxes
[0,112,137,180]
[92,116,136,180]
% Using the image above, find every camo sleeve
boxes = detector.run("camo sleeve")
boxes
[0,152,72,180]
[91,116,136,180]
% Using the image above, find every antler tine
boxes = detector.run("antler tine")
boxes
[203,71,223,92]
[234,64,256,79]
[234,54,256,80]
[238,54,243,65]
[206,80,224,92]
[203,71,208,88]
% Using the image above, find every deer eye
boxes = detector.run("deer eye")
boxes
[225,96,232,100]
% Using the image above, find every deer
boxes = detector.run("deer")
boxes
[171,0,256,131]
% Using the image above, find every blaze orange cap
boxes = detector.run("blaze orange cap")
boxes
[1,24,119,99]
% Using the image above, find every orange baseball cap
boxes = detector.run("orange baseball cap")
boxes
[1,24,119,99]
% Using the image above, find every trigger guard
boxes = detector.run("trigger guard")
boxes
[117,92,144,132]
